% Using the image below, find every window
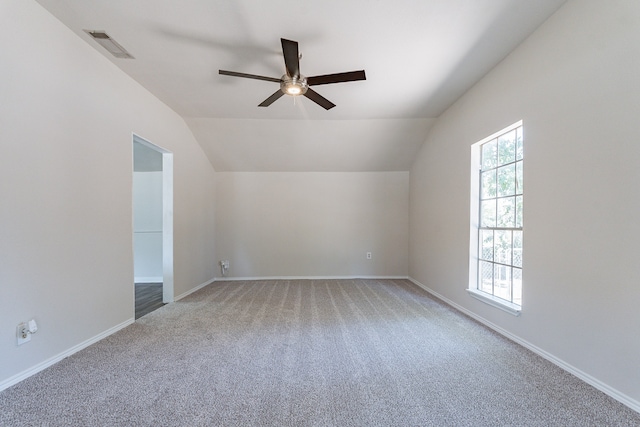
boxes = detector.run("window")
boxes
[469,121,523,315]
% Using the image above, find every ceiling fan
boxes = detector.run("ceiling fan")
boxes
[219,38,366,110]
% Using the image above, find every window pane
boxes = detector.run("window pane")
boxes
[497,197,516,228]
[513,268,522,305]
[516,196,523,228]
[497,164,516,197]
[481,170,496,199]
[494,230,512,265]
[479,261,493,293]
[513,231,523,268]
[516,128,523,160]
[494,264,511,301]
[516,160,523,195]
[481,200,496,227]
[481,139,497,170]
[498,130,516,166]
[473,123,523,308]
[480,230,494,261]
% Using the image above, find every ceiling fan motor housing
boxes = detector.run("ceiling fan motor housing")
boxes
[280,75,308,96]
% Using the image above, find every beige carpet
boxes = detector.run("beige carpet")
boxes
[1,279,638,426]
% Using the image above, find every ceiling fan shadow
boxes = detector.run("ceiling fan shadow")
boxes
[153,26,283,78]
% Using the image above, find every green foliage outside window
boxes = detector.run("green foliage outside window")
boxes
[477,125,523,306]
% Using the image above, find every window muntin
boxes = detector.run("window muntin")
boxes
[475,124,523,307]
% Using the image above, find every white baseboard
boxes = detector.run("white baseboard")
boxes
[0,276,217,392]
[213,275,409,281]
[134,276,163,283]
[174,278,216,301]
[407,277,640,414]
[0,318,134,393]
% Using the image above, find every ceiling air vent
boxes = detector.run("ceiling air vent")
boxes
[83,30,134,59]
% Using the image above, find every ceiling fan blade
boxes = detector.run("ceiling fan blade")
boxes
[303,88,336,110]
[307,70,366,86]
[219,70,281,83]
[258,90,285,107]
[281,38,300,78]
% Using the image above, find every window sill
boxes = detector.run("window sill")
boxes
[467,289,521,316]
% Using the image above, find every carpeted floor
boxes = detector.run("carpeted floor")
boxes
[1,279,638,426]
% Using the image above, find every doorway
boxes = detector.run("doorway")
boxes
[132,135,174,319]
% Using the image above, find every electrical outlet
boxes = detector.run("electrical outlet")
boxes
[16,322,30,346]
[366,252,372,260]
[16,319,37,346]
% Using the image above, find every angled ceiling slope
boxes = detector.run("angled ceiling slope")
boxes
[35,0,567,171]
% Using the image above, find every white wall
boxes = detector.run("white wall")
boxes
[216,172,408,278]
[133,171,163,282]
[409,0,640,409]
[187,117,434,172]
[0,0,216,388]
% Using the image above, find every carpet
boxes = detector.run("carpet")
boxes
[1,279,638,426]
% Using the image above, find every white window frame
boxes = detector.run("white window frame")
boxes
[469,121,523,316]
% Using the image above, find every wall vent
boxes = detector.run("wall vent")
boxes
[83,30,134,59]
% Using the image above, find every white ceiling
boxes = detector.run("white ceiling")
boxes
[36,0,566,171]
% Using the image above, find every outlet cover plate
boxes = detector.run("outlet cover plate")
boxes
[17,323,30,345]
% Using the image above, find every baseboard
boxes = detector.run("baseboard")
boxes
[0,318,134,393]
[213,275,410,281]
[407,277,640,414]
[174,278,216,301]
[1,276,217,392]
[134,276,163,283]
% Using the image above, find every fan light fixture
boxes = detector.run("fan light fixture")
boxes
[219,38,366,110]
[280,75,308,96]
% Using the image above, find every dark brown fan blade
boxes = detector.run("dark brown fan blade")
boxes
[303,88,336,110]
[258,90,285,107]
[307,70,366,86]
[281,38,300,78]
[219,70,281,83]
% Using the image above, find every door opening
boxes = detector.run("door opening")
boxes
[132,135,174,319]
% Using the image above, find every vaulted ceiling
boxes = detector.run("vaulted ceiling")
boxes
[36,0,566,171]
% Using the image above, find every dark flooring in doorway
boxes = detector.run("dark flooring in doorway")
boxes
[135,283,165,319]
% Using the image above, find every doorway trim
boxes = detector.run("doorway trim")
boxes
[132,134,174,304]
